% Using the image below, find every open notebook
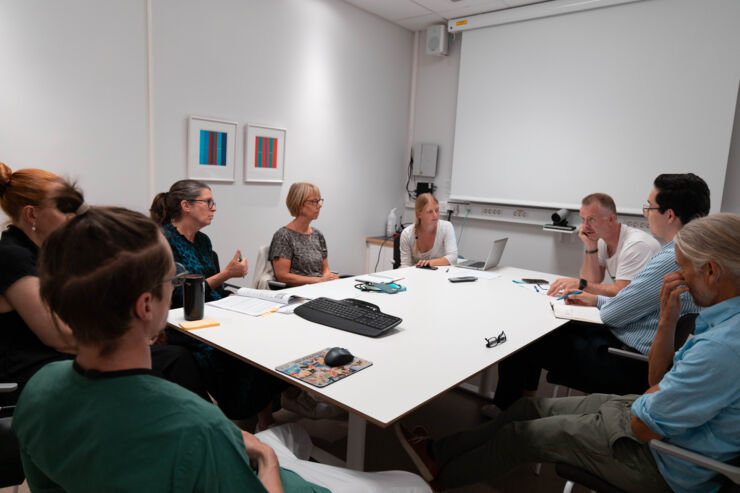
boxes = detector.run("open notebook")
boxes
[549,300,603,324]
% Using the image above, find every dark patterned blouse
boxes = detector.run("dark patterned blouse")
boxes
[162,223,227,308]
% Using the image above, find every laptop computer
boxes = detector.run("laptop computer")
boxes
[457,238,508,271]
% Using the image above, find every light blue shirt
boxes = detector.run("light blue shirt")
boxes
[632,296,740,493]
[596,241,700,354]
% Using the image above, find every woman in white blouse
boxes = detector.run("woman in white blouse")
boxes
[400,193,458,267]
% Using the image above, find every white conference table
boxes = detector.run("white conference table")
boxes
[167,265,567,470]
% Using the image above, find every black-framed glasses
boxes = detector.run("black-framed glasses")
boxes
[190,198,216,210]
[642,204,660,215]
[305,198,325,206]
[159,262,190,288]
[485,331,507,348]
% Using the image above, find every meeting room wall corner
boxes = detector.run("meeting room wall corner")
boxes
[0,0,414,284]
[407,0,740,277]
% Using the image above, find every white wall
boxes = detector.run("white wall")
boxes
[408,11,740,277]
[0,0,414,284]
[0,0,149,210]
[152,0,413,282]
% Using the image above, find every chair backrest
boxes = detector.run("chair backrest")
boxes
[392,232,401,269]
[252,245,276,290]
[675,312,699,350]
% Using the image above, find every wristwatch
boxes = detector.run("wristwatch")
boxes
[578,278,588,290]
[585,248,598,254]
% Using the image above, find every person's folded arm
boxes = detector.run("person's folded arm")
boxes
[631,385,663,442]
[598,248,673,327]
[441,222,458,266]
[632,341,740,442]
[272,257,332,286]
[5,276,77,353]
[399,229,414,267]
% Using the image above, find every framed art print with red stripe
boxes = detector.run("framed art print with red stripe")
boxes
[245,124,285,183]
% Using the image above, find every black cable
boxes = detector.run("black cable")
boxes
[406,153,415,201]
[374,237,389,272]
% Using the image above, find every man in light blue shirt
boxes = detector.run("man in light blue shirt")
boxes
[398,213,740,493]
[490,173,710,411]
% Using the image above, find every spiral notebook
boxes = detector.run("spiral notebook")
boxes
[275,347,373,388]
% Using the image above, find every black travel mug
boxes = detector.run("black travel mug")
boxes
[183,274,205,321]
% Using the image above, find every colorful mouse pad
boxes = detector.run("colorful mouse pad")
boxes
[275,347,373,388]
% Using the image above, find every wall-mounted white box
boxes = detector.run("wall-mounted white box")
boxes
[412,143,438,177]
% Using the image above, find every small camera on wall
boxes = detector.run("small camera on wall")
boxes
[551,208,570,226]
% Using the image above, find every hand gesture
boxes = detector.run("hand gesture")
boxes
[547,277,579,296]
[225,250,248,278]
[659,271,688,330]
[416,259,431,267]
[578,224,598,251]
[321,272,340,282]
[563,290,598,306]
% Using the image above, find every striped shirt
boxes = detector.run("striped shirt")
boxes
[596,241,700,354]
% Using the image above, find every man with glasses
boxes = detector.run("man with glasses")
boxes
[547,193,660,298]
[489,173,710,413]
[397,213,740,493]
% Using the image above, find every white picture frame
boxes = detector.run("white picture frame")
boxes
[187,116,237,182]
[244,124,286,183]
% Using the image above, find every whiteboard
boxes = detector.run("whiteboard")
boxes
[450,0,740,214]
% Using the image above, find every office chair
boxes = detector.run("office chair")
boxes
[0,383,24,493]
[392,232,401,269]
[251,245,287,290]
[556,441,740,493]
[546,313,699,395]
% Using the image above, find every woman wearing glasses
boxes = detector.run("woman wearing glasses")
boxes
[150,179,247,304]
[151,179,287,430]
[399,193,458,268]
[270,182,339,286]
[0,164,207,405]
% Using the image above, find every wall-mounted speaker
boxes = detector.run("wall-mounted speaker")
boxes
[426,24,449,56]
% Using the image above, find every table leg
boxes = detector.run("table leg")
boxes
[458,365,496,400]
[346,413,367,470]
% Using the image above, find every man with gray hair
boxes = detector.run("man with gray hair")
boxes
[398,213,740,493]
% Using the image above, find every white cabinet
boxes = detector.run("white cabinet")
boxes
[364,237,395,273]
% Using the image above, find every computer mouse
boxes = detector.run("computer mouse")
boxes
[324,347,355,367]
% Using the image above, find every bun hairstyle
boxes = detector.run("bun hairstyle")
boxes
[0,161,63,221]
[150,179,209,225]
[39,206,171,356]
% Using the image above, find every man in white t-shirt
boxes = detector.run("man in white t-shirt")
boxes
[548,193,660,297]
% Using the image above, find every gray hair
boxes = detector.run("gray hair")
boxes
[674,213,740,279]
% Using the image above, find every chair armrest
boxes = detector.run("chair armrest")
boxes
[223,282,240,293]
[607,347,648,362]
[0,383,18,393]
[649,440,740,485]
[267,280,287,291]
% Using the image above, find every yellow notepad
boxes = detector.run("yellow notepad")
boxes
[179,318,220,330]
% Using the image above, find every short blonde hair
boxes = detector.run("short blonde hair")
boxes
[286,182,321,217]
[674,213,740,279]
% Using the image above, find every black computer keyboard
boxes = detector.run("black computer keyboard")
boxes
[294,297,401,337]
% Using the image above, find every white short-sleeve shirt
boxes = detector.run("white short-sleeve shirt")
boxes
[597,224,661,281]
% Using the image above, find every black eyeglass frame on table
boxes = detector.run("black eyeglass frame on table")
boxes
[485,330,507,348]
